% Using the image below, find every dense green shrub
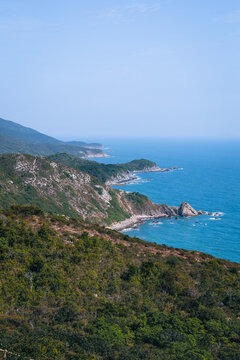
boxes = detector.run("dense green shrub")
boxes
[0,206,239,359]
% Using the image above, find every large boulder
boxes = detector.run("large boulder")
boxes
[178,202,198,217]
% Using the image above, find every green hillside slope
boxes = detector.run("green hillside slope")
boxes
[66,140,103,148]
[0,206,239,359]
[0,153,177,226]
[48,153,159,183]
[0,117,61,144]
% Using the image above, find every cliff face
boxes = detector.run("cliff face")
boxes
[0,154,198,226]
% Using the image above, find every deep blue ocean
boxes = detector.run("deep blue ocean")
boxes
[93,139,240,263]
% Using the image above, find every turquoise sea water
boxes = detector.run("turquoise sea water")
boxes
[94,139,240,263]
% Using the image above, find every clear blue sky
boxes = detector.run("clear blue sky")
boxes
[0,0,240,139]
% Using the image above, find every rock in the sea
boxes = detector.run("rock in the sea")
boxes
[178,202,198,217]
[159,204,178,217]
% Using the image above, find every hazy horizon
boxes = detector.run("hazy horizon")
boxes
[1,0,240,139]
[60,136,240,144]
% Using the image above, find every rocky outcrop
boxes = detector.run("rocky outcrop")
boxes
[109,201,200,230]
[198,210,206,215]
[178,202,198,217]
[105,171,138,185]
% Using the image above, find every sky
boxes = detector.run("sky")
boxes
[0,0,240,139]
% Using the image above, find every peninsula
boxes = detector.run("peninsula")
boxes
[48,153,181,185]
[106,165,181,185]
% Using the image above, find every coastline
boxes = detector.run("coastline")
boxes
[108,214,165,231]
[106,166,182,186]
[109,210,217,233]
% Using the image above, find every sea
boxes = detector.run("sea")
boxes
[90,139,240,263]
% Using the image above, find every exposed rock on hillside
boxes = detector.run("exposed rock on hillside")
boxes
[106,166,181,185]
[0,154,199,227]
[47,153,181,185]
[109,201,198,231]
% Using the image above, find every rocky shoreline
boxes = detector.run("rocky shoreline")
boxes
[106,166,182,186]
[109,201,205,231]
[109,214,162,231]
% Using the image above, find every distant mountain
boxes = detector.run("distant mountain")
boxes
[0,117,105,158]
[0,117,61,144]
[0,133,32,153]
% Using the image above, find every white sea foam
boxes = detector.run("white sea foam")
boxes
[211,212,225,217]
[129,178,151,185]
[122,226,139,232]
[150,221,163,226]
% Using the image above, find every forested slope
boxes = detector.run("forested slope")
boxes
[0,206,239,359]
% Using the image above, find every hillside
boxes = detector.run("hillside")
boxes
[0,153,189,227]
[0,205,239,359]
[0,118,105,158]
[47,153,163,184]
[0,134,105,158]
[0,133,33,153]
[0,117,61,144]
[66,140,103,149]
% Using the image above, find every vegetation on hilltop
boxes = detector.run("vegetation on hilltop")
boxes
[0,205,239,359]
[66,140,103,148]
[47,153,158,183]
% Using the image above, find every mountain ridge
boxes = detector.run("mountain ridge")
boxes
[0,117,105,158]
[0,117,62,144]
